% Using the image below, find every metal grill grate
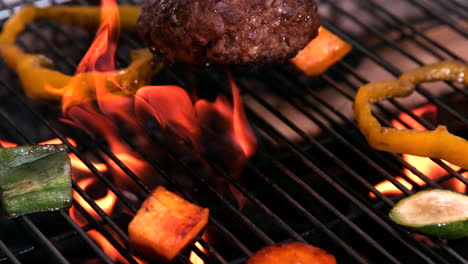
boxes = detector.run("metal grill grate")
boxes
[0,0,467,263]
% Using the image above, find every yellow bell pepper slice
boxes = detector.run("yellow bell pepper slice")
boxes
[0,5,160,106]
[354,61,468,169]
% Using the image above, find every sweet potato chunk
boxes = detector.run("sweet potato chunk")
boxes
[246,242,336,264]
[290,27,352,77]
[128,186,209,262]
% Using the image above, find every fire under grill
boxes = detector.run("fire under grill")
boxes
[0,0,468,263]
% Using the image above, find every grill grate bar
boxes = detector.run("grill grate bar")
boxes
[317,73,444,191]
[406,0,468,37]
[0,240,21,264]
[321,68,444,189]
[208,217,253,257]
[270,69,430,194]
[327,0,468,107]
[0,92,142,263]
[236,74,461,263]
[253,72,403,204]
[321,20,468,187]
[0,81,152,263]
[246,151,369,263]
[115,132,248,261]
[0,124,113,262]
[323,25,468,140]
[322,67,468,262]
[143,129,276,245]
[195,236,229,264]
[326,0,468,103]
[14,31,147,217]
[366,0,465,62]
[447,0,468,10]
[18,216,69,264]
[79,132,153,197]
[245,108,439,264]
[333,51,468,190]
[437,0,468,18]
[58,211,115,264]
[258,68,468,262]
[278,72,417,192]
[151,64,402,259]
[12,24,236,264]
[72,202,140,264]
[176,65,419,262]
[157,121,310,243]
[1,0,467,263]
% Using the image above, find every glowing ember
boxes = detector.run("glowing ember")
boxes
[373,104,467,197]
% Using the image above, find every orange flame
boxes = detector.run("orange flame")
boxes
[136,82,257,158]
[70,177,117,226]
[35,0,256,258]
[189,233,209,264]
[69,177,147,264]
[189,242,206,264]
[85,230,146,264]
[373,104,467,196]
[229,76,256,157]
[61,0,120,110]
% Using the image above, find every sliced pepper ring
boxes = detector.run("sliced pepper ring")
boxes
[353,61,468,169]
[0,5,160,105]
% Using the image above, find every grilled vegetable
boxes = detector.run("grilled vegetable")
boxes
[0,6,160,106]
[0,144,72,217]
[291,27,352,77]
[128,186,209,262]
[353,61,468,169]
[390,189,468,239]
[246,242,336,264]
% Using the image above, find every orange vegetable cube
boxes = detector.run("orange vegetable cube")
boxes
[128,186,209,262]
[246,242,336,264]
[290,27,352,77]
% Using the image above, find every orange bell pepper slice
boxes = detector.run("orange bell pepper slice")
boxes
[290,26,352,77]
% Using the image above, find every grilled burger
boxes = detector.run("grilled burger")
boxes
[136,0,321,65]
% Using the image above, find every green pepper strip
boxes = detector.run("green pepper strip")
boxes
[354,61,468,169]
[0,144,72,217]
[0,5,160,106]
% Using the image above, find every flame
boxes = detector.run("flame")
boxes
[69,177,147,264]
[189,242,206,264]
[35,0,256,259]
[0,140,18,148]
[194,77,257,158]
[373,104,467,196]
[71,177,117,226]
[189,233,209,264]
[135,82,257,158]
[86,230,146,264]
[230,77,256,157]
[60,0,120,110]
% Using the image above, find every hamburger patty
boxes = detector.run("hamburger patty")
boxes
[137,0,320,65]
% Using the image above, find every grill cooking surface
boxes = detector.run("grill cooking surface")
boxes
[1,0,468,263]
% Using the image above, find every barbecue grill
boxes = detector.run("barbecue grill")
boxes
[0,0,467,263]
